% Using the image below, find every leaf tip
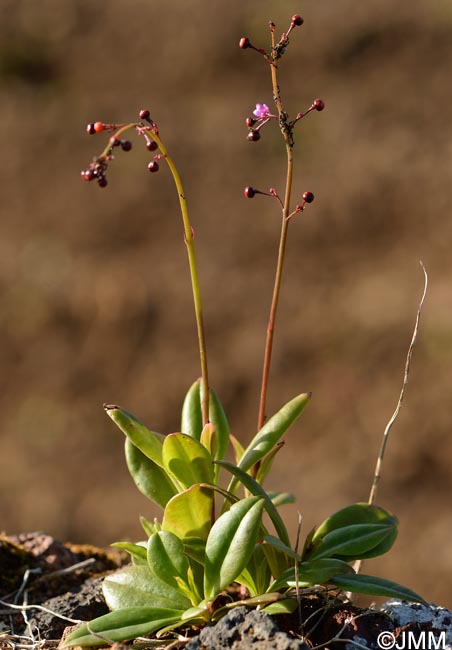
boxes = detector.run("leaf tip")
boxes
[104,403,119,411]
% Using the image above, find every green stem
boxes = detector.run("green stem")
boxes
[256,41,294,434]
[159,142,210,428]
[104,124,210,426]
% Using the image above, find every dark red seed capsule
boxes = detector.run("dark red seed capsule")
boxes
[244,186,255,198]
[81,169,95,181]
[146,139,158,152]
[291,14,304,26]
[148,161,159,173]
[302,191,314,203]
[313,99,325,111]
[239,37,250,49]
[246,117,256,128]
[139,109,151,120]
[121,140,132,152]
[97,176,108,188]
[86,123,96,135]
[247,130,261,142]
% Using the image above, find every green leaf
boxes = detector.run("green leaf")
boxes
[308,523,396,561]
[269,558,354,591]
[62,606,183,646]
[261,541,292,580]
[162,433,214,488]
[200,423,217,458]
[312,503,398,541]
[255,442,285,485]
[147,531,189,592]
[162,484,213,543]
[211,593,285,621]
[140,515,161,537]
[235,543,271,596]
[230,433,245,464]
[217,460,290,546]
[263,598,298,615]
[157,605,210,636]
[105,405,164,467]
[125,439,177,507]
[228,393,310,494]
[267,491,296,507]
[204,496,265,600]
[103,565,191,611]
[262,535,300,561]
[180,380,230,464]
[208,387,230,462]
[181,536,209,565]
[330,573,426,604]
[111,541,148,565]
[181,380,203,440]
[309,503,398,560]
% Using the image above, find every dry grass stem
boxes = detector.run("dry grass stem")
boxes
[368,261,428,506]
[351,262,428,585]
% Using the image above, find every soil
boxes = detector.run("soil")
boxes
[1,533,451,650]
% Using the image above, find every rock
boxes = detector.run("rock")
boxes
[26,577,109,640]
[0,532,124,640]
[184,598,397,650]
[381,599,452,648]
[185,606,309,650]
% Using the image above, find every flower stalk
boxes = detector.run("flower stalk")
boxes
[256,28,295,433]
[98,122,210,426]
[154,133,210,427]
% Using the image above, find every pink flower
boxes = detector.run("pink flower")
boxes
[253,103,270,119]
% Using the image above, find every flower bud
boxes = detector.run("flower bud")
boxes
[139,109,151,120]
[247,130,261,142]
[146,139,158,152]
[239,37,250,49]
[291,15,304,26]
[120,140,132,152]
[312,99,325,111]
[244,186,256,198]
[148,161,159,173]
[81,169,95,181]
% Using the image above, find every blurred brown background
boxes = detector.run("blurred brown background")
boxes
[1,0,452,607]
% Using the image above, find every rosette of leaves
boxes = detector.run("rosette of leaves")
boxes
[64,381,424,647]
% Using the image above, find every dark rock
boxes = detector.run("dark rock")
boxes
[27,577,109,640]
[380,600,452,646]
[185,606,309,650]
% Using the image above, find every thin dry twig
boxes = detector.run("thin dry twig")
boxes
[0,601,84,626]
[352,263,428,584]
[13,571,42,609]
[368,261,428,505]
[0,630,60,650]
[3,558,96,603]
[34,559,96,583]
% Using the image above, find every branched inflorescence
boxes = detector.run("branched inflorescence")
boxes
[80,110,162,188]
[240,15,324,149]
[239,14,326,431]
